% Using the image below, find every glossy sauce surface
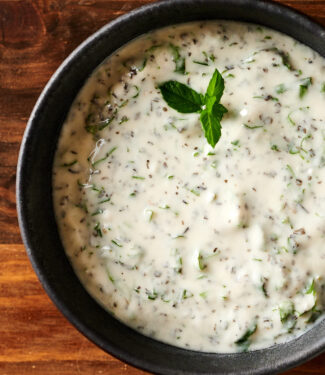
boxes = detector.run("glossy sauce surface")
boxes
[53,21,325,353]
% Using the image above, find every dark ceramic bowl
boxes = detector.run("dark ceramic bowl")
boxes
[17,0,325,374]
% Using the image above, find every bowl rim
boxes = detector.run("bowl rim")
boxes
[17,0,325,374]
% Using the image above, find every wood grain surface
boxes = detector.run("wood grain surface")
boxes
[1,0,325,374]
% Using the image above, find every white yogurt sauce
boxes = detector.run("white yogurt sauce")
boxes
[53,21,325,353]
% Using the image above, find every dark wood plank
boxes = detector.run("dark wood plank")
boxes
[0,167,20,244]
[0,245,147,374]
[1,1,325,374]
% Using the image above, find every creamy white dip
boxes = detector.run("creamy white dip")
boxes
[53,21,325,353]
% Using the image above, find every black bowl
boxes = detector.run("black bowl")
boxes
[17,0,325,374]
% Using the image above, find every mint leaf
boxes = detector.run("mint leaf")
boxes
[158,81,204,113]
[205,69,225,102]
[158,68,227,147]
[200,97,227,147]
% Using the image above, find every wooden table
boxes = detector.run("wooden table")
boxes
[1,0,325,374]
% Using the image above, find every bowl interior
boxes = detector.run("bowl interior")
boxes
[17,0,325,374]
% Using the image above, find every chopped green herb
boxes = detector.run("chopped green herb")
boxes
[170,43,185,74]
[300,134,311,153]
[276,83,286,94]
[244,124,264,129]
[172,234,185,239]
[271,144,279,151]
[92,146,117,167]
[190,188,200,196]
[132,176,145,180]
[111,239,123,247]
[299,77,312,98]
[304,279,316,296]
[145,44,162,53]
[306,306,322,323]
[244,57,256,64]
[321,82,325,93]
[144,209,154,222]
[182,289,193,299]
[118,99,129,108]
[138,58,147,72]
[271,48,293,70]
[94,222,102,237]
[197,251,206,271]
[174,256,183,274]
[75,202,88,213]
[279,301,296,332]
[286,164,295,177]
[91,208,103,216]
[235,322,257,351]
[287,111,296,126]
[261,278,268,297]
[85,117,115,134]
[253,95,278,102]
[77,180,88,188]
[159,204,170,209]
[146,290,158,300]
[161,295,171,303]
[288,106,310,126]
[282,216,293,229]
[99,197,111,204]
[132,85,140,98]
[193,60,209,66]
[93,185,104,194]
[256,47,294,70]
[199,291,208,299]
[107,270,115,284]
[289,144,299,155]
[202,51,215,62]
[119,115,129,124]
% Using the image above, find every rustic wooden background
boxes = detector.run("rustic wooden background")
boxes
[1,0,325,374]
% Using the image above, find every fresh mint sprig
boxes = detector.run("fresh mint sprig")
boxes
[158,69,227,147]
